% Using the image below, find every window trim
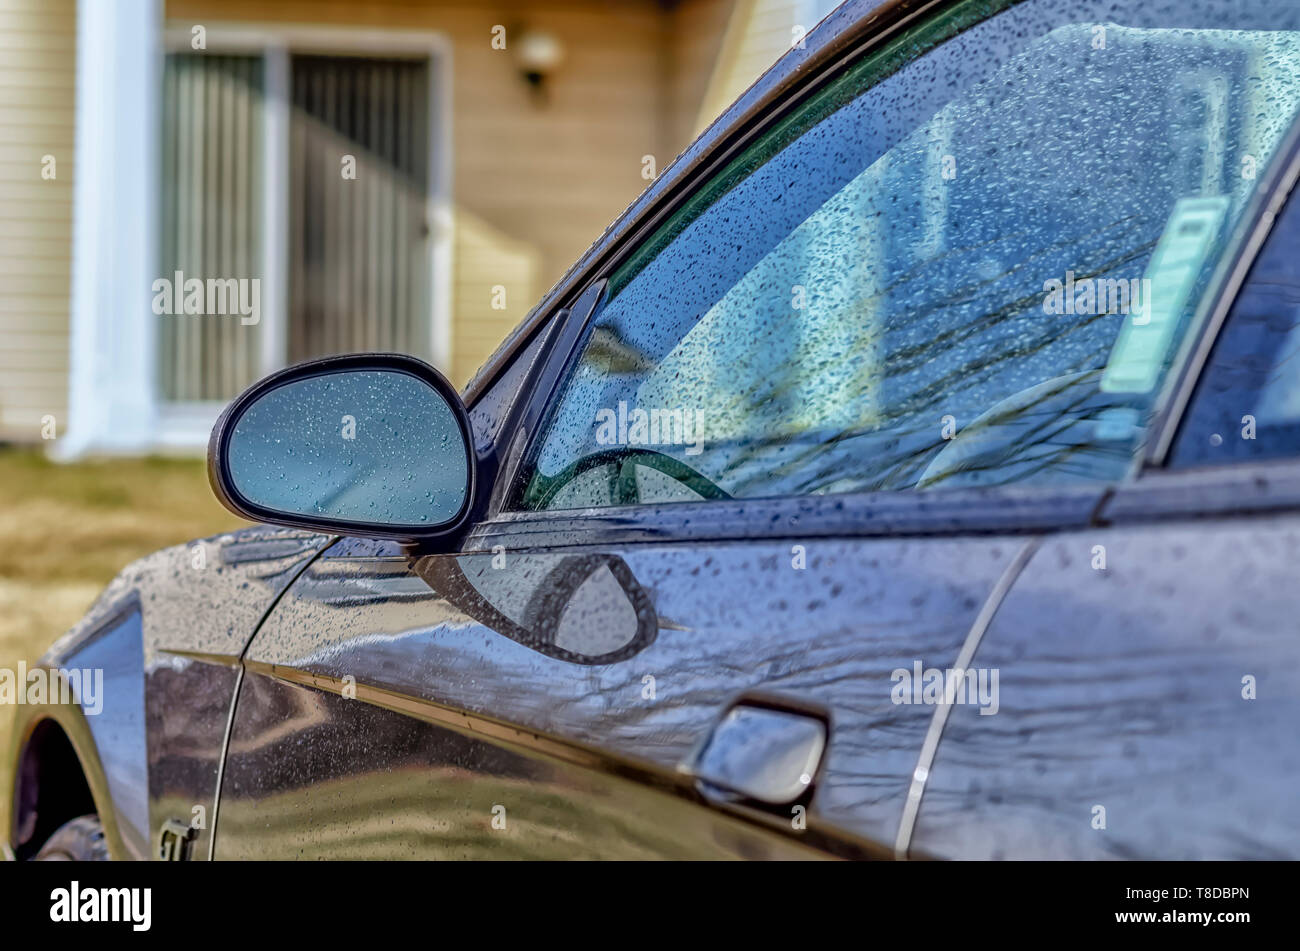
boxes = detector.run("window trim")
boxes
[1097,112,1300,525]
[1100,456,1300,526]
[464,482,1107,552]
[481,283,606,522]
[1142,113,1300,470]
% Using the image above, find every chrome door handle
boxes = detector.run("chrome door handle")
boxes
[689,698,828,806]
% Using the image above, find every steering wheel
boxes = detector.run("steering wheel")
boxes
[530,447,731,509]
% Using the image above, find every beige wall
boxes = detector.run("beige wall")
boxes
[696,0,816,135]
[666,0,735,162]
[168,0,733,385]
[0,0,76,442]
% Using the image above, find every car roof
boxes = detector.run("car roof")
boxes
[462,0,928,403]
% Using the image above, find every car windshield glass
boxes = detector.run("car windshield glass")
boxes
[522,0,1300,508]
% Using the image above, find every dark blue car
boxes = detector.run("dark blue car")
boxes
[8,0,1300,861]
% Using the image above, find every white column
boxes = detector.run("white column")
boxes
[259,43,290,379]
[56,0,162,459]
[428,42,455,377]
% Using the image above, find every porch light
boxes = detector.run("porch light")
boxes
[515,27,565,99]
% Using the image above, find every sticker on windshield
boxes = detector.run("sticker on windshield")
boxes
[1100,195,1231,394]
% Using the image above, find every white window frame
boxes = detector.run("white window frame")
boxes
[154,23,455,449]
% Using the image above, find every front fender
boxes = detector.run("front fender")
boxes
[4,694,130,860]
[6,525,332,860]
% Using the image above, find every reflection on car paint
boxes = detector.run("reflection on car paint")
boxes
[913,518,1300,860]
[217,533,1023,857]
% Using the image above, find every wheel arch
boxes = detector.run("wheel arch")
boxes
[4,702,130,860]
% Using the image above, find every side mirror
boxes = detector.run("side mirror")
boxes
[208,354,475,541]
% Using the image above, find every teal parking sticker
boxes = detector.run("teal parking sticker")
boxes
[1100,195,1231,394]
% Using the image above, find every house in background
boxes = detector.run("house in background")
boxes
[0,0,841,457]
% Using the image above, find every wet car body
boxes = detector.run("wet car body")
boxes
[6,0,1300,861]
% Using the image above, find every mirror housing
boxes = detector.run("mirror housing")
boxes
[208,353,475,542]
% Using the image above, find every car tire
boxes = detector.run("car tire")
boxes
[35,814,110,861]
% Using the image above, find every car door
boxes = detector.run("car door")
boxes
[209,298,1033,859]
[209,0,1300,859]
[910,122,1300,860]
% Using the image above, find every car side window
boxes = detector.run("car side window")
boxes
[1171,186,1300,467]
[513,0,1300,511]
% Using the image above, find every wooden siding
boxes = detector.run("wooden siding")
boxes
[0,0,76,442]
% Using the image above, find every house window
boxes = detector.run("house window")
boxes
[287,55,431,366]
[158,33,446,409]
[159,53,265,402]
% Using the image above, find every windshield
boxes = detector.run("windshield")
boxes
[522,0,1300,509]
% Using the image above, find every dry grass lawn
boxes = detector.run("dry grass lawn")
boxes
[0,447,249,788]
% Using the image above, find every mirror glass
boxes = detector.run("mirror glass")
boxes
[226,369,470,529]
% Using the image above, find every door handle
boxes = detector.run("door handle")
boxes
[690,698,828,806]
